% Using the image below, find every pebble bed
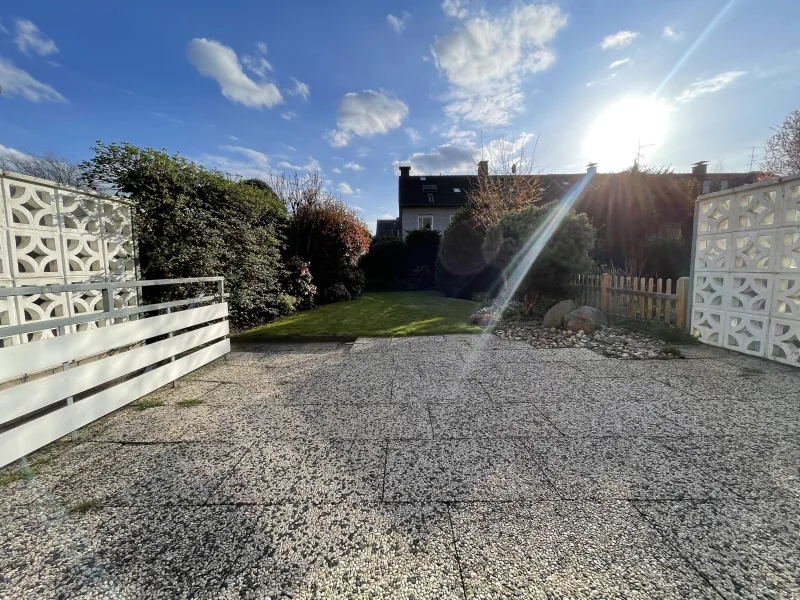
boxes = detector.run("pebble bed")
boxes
[493,319,681,359]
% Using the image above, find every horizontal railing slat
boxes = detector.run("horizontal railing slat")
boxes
[0,277,224,298]
[0,339,230,467]
[0,302,228,382]
[0,321,228,426]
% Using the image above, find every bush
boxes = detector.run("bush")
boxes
[283,256,316,310]
[436,211,502,299]
[339,266,365,298]
[410,265,434,290]
[405,229,441,272]
[360,236,407,289]
[320,283,351,303]
[483,203,595,313]
[80,142,289,330]
[643,234,691,280]
[276,293,297,314]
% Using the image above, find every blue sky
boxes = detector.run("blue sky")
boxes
[1,0,799,230]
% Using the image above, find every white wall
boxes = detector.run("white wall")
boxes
[691,174,800,366]
[400,206,460,238]
[1,171,137,345]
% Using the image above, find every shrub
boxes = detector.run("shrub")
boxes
[642,234,691,280]
[320,283,351,303]
[360,236,407,289]
[483,203,595,313]
[80,142,288,330]
[436,211,502,299]
[410,265,434,290]
[339,266,366,298]
[276,293,297,314]
[405,229,441,272]
[283,256,316,310]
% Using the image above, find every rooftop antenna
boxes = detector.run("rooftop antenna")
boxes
[634,141,655,168]
[748,146,763,171]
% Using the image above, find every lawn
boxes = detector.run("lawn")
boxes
[237,291,481,339]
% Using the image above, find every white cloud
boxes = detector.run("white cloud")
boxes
[422,56,431,62]
[281,111,297,120]
[406,127,422,142]
[387,12,411,34]
[0,143,27,162]
[324,129,352,147]
[608,58,630,69]
[586,81,595,87]
[287,76,310,100]
[344,162,364,171]
[662,26,683,42]
[198,145,271,179]
[326,90,409,146]
[0,57,65,102]
[0,20,9,34]
[331,167,342,174]
[277,156,321,173]
[432,3,567,124]
[600,30,638,50]
[442,0,469,19]
[336,182,354,194]
[256,41,268,54]
[14,19,58,56]
[676,71,746,103]
[227,135,239,141]
[242,41,272,78]
[187,38,283,109]
[393,143,475,175]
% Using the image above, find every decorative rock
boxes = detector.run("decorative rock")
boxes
[542,300,578,328]
[563,306,608,334]
[471,313,494,327]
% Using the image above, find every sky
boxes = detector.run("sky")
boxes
[1,0,799,231]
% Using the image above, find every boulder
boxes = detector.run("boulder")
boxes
[542,300,578,328]
[564,306,608,334]
[471,313,494,327]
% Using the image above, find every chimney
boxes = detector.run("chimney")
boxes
[586,162,598,176]
[477,160,488,178]
[691,161,708,176]
[399,166,411,178]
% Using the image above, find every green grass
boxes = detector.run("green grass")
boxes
[69,498,103,514]
[133,397,165,411]
[177,398,204,408]
[612,317,698,345]
[238,291,481,339]
[661,344,685,358]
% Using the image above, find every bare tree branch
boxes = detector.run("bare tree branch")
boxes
[0,149,84,187]
[762,110,800,176]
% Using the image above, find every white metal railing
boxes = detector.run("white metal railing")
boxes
[0,277,230,467]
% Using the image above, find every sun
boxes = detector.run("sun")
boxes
[583,97,671,172]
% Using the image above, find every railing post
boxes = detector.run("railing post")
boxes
[217,279,224,304]
[57,325,78,442]
[166,306,176,387]
[676,277,689,332]
[600,273,611,313]
[101,285,114,328]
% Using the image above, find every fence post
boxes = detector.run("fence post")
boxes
[600,273,611,313]
[57,325,78,442]
[676,277,689,331]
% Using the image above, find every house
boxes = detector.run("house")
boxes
[386,160,760,238]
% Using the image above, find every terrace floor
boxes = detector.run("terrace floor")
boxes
[1,335,799,599]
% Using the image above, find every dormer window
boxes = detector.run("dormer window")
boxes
[454,187,461,192]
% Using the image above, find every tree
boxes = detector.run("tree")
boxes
[0,149,84,187]
[483,203,595,313]
[80,142,289,329]
[465,135,542,233]
[763,110,800,176]
[268,171,371,302]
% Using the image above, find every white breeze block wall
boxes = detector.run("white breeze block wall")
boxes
[691,174,800,366]
[0,171,137,345]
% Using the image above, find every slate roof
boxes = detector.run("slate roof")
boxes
[375,218,400,237]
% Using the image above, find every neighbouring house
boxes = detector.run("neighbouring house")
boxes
[387,160,760,238]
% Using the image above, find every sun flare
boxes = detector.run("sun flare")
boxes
[584,97,670,171]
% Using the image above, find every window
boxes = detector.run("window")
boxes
[720,179,729,190]
[420,177,426,181]
[702,179,712,194]
[453,187,461,193]
[418,215,433,230]
[449,214,457,224]
[427,193,434,203]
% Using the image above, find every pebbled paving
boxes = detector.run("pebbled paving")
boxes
[1,334,798,599]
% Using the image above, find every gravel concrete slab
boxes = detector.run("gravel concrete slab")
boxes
[573,377,689,404]
[141,380,222,406]
[668,397,800,436]
[659,435,800,499]
[527,437,727,500]
[479,371,587,403]
[299,374,394,405]
[218,502,464,599]
[210,439,385,504]
[385,439,556,501]
[450,501,720,599]
[393,375,489,403]
[540,400,692,436]
[88,406,193,442]
[305,404,433,439]
[637,499,800,600]
[429,402,559,438]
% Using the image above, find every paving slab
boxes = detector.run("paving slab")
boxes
[667,397,800,436]
[218,502,464,599]
[637,498,800,600]
[304,403,433,439]
[299,373,394,405]
[539,400,692,436]
[140,380,223,406]
[393,375,489,403]
[384,439,556,501]
[527,437,728,500]
[450,500,719,599]
[210,439,385,504]
[429,402,559,438]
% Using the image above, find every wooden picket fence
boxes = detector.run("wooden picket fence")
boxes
[569,273,689,330]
